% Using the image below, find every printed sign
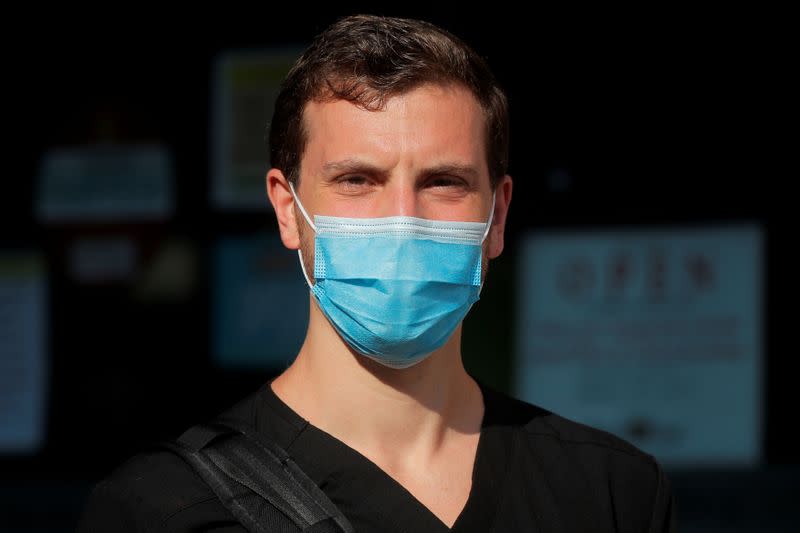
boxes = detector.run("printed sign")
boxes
[212,233,309,369]
[0,253,48,454]
[211,47,305,210]
[68,237,138,283]
[514,224,763,466]
[36,143,174,222]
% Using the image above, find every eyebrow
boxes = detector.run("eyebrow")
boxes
[321,158,481,180]
[322,159,384,175]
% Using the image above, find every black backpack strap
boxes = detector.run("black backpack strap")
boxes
[156,418,354,533]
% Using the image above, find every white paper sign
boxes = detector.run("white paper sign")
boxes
[514,224,762,467]
[0,254,48,453]
[69,237,138,283]
[212,234,309,369]
[37,143,174,222]
[210,47,305,210]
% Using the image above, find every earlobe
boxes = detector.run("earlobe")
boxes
[266,168,301,250]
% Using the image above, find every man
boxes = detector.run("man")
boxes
[78,14,676,532]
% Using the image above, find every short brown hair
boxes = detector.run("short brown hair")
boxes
[268,14,510,189]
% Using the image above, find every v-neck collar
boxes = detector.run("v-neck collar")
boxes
[254,378,514,532]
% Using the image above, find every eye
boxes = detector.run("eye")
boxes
[336,175,371,188]
[334,175,375,194]
[427,176,466,188]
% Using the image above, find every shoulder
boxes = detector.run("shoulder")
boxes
[480,383,676,531]
[76,449,232,532]
[482,382,661,472]
[76,393,262,532]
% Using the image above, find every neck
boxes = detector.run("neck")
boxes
[271,294,484,465]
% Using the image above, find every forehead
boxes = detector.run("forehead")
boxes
[299,83,489,180]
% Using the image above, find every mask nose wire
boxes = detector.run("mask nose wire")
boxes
[288,180,317,289]
[289,180,495,287]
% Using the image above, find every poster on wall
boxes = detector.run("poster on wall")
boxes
[210,47,305,210]
[36,143,174,222]
[0,253,48,454]
[212,233,309,369]
[514,224,763,467]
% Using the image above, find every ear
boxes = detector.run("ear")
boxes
[487,174,513,259]
[266,168,301,250]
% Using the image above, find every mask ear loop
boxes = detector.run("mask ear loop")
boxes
[481,190,497,243]
[477,190,497,293]
[288,181,317,233]
[297,248,314,289]
[288,180,317,289]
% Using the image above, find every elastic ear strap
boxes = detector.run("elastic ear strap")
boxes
[297,249,314,289]
[478,190,497,292]
[288,181,316,289]
[288,181,317,233]
[481,191,497,243]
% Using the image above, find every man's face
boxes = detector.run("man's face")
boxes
[292,82,501,284]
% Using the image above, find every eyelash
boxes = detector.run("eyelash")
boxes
[428,176,464,188]
[339,175,369,185]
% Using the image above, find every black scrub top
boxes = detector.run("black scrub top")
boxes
[77,379,676,532]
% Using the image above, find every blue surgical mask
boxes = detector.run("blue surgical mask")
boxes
[289,181,495,369]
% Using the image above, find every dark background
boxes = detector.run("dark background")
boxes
[2,7,796,531]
